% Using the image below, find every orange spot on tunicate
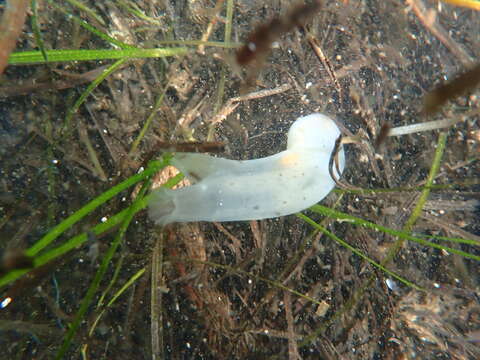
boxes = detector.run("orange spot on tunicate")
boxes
[279,152,300,167]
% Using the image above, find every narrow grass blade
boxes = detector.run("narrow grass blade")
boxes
[64,0,106,26]
[9,47,189,65]
[26,157,170,256]
[64,58,126,129]
[310,204,480,262]
[129,85,168,155]
[55,176,153,359]
[385,131,448,265]
[46,0,130,49]
[30,0,48,62]
[0,169,180,289]
[298,213,423,290]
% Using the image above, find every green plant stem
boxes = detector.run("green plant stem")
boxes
[310,204,478,261]
[0,171,182,289]
[116,0,163,25]
[129,85,168,156]
[64,0,106,26]
[384,131,448,265]
[298,213,423,290]
[299,132,455,349]
[170,257,327,307]
[55,175,153,359]
[30,0,48,62]
[26,157,170,257]
[46,0,130,49]
[64,58,126,130]
[155,39,240,48]
[207,0,234,141]
[9,47,190,65]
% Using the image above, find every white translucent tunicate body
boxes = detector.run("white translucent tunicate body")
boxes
[148,113,345,225]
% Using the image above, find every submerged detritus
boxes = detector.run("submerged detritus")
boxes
[148,113,345,225]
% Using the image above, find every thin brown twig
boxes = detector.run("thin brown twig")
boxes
[328,135,362,191]
[307,33,343,102]
[406,0,473,67]
[209,83,292,126]
[420,212,480,244]
[0,66,110,97]
[284,291,302,360]
[197,0,226,55]
[0,0,29,75]
[213,222,243,263]
[30,126,102,178]
[77,122,108,181]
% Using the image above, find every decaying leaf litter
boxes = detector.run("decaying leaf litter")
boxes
[0,0,479,359]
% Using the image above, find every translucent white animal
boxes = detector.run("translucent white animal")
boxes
[149,113,345,225]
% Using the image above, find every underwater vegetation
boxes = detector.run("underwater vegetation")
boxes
[0,0,479,359]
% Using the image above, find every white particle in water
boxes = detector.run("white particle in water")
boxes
[1,297,12,308]
[386,278,399,292]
